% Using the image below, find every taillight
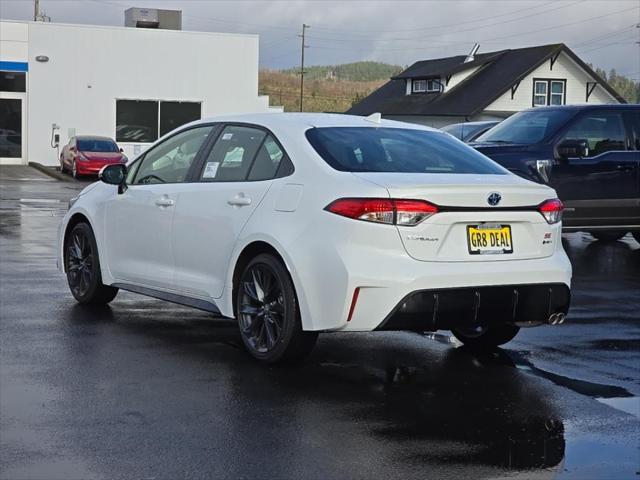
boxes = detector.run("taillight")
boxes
[325,198,438,226]
[394,199,439,226]
[538,198,564,224]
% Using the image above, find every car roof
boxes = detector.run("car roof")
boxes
[523,104,639,113]
[196,112,440,132]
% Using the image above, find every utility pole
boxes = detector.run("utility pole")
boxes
[298,24,309,112]
[34,0,40,21]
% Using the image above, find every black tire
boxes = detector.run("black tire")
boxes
[451,324,520,350]
[590,231,627,242]
[235,253,317,364]
[632,231,640,245]
[65,222,118,305]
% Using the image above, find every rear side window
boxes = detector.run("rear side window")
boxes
[306,127,506,174]
[562,112,627,156]
[248,135,285,181]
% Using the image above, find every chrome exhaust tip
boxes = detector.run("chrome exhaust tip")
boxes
[547,313,566,325]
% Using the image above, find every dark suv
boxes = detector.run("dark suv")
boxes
[471,105,639,242]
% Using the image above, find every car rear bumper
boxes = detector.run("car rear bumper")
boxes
[376,283,570,331]
[288,216,572,332]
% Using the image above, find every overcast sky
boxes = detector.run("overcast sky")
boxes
[1,0,638,78]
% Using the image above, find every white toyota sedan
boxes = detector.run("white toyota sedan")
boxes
[58,113,571,363]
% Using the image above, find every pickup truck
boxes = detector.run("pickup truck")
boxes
[470,104,640,242]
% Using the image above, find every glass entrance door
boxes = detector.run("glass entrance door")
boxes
[0,95,26,164]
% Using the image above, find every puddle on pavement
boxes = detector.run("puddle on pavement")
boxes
[595,396,640,419]
[423,333,636,405]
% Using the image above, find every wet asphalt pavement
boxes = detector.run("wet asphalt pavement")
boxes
[0,165,638,480]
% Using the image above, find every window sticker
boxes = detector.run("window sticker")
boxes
[203,161,220,179]
[222,132,233,140]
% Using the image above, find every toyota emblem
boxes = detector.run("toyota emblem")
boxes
[487,192,502,206]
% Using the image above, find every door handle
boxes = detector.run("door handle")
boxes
[155,197,175,207]
[227,194,252,207]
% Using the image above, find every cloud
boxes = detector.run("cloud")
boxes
[1,0,638,76]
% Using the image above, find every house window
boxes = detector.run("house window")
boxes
[413,80,427,93]
[116,99,202,143]
[413,78,440,93]
[550,81,565,105]
[534,81,548,106]
[533,79,566,107]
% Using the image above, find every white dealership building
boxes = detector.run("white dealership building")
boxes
[0,14,276,166]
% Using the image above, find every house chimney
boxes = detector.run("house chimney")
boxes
[464,43,480,63]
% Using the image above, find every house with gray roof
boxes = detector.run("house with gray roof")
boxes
[348,43,625,128]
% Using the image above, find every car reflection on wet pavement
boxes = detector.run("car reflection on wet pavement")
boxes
[1,166,638,480]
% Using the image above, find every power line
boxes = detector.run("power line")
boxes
[90,0,562,37]
[307,0,585,43]
[571,24,638,48]
[310,0,561,34]
[578,39,639,55]
[292,6,638,54]
[482,6,638,42]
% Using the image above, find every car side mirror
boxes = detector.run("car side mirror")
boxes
[556,139,589,160]
[119,147,124,153]
[99,164,127,193]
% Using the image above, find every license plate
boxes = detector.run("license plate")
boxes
[467,224,513,255]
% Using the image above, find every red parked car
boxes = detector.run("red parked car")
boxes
[60,136,127,178]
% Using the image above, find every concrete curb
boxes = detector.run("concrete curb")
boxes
[28,162,72,182]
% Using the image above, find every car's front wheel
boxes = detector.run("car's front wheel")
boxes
[236,253,317,363]
[65,222,118,304]
[451,324,520,350]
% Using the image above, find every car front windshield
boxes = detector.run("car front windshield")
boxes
[77,139,119,152]
[475,109,574,145]
[306,127,506,174]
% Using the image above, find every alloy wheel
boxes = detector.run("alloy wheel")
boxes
[66,230,94,297]
[238,264,285,353]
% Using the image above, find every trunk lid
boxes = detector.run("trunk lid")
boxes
[353,172,559,262]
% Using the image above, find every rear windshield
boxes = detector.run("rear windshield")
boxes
[442,123,489,142]
[77,139,119,152]
[306,127,506,174]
